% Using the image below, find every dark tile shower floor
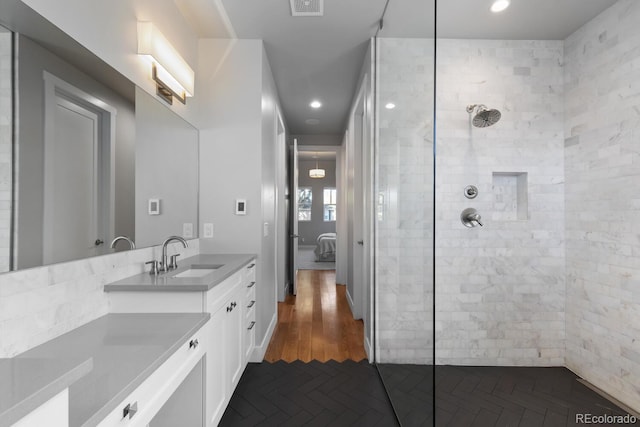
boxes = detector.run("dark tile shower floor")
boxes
[221,361,637,426]
[378,364,639,427]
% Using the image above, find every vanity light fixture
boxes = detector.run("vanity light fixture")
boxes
[490,0,510,13]
[137,22,195,105]
[310,100,322,109]
[309,154,325,179]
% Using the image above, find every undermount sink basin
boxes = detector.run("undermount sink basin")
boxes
[171,264,224,278]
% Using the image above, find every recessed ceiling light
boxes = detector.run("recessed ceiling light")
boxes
[490,0,510,13]
[310,100,322,109]
[385,102,396,109]
[306,119,320,125]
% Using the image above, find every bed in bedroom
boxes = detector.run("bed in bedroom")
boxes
[314,232,336,262]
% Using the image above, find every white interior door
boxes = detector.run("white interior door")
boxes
[44,95,101,264]
[353,105,365,319]
[292,138,299,295]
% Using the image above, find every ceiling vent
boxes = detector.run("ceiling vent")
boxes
[290,0,323,17]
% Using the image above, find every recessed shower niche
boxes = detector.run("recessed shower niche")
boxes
[492,172,528,221]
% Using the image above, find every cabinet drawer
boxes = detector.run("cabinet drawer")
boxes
[97,329,206,427]
[243,261,256,283]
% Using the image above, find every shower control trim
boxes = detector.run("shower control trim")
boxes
[461,208,483,228]
[464,185,478,199]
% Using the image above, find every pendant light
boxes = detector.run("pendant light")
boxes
[309,153,325,179]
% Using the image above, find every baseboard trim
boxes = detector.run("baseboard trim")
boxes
[249,311,277,363]
[364,335,373,362]
[345,287,355,316]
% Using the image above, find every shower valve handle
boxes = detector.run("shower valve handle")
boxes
[461,208,483,228]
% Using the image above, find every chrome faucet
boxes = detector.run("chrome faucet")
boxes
[110,235,136,250]
[160,236,188,272]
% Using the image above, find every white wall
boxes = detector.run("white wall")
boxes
[20,0,198,123]
[197,39,279,357]
[564,0,640,411]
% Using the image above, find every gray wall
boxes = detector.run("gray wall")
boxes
[297,159,336,245]
[134,87,199,248]
[16,34,135,269]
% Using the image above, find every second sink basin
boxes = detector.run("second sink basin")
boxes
[171,264,224,278]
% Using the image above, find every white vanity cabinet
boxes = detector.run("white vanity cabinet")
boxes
[204,261,256,427]
[106,256,258,427]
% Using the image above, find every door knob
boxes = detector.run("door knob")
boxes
[357,240,364,245]
[94,239,104,246]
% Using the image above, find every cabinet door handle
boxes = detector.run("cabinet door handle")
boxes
[189,339,199,349]
[247,300,255,308]
[247,263,255,269]
[231,301,237,308]
[247,281,256,288]
[227,305,232,312]
[123,402,138,419]
[247,321,256,330]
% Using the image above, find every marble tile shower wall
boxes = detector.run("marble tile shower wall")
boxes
[564,0,640,410]
[435,39,566,366]
[377,38,435,363]
[376,38,566,365]
[0,240,199,357]
[0,33,11,273]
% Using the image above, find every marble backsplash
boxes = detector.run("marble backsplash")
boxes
[0,239,199,357]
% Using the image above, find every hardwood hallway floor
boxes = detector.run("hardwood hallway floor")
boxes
[264,269,367,362]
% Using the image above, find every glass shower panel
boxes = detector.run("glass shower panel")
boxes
[0,26,12,273]
[374,1,436,424]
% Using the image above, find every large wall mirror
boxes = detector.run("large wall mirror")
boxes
[0,1,199,273]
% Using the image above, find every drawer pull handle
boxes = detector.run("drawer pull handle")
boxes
[247,263,255,269]
[247,321,256,330]
[247,281,256,288]
[189,339,199,349]
[123,401,138,419]
[247,300,255,308]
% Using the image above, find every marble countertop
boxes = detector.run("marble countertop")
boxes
[104,254,256,292]
[13,313,209,427]
[0,357,92,427]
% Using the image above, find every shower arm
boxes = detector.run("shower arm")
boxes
[466,104,487,114]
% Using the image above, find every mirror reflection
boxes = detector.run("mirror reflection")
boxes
[0,3,199,273]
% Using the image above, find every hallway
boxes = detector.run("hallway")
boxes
[264,270,366,363]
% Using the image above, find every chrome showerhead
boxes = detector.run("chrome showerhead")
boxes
[466,104,501,128]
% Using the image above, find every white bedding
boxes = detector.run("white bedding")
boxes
[314,233,336,262]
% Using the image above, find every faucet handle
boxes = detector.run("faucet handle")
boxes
[169,254,180,270]
[145,260,160,275]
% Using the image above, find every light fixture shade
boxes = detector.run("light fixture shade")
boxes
[309,168,325,178]
[137,22,195,102]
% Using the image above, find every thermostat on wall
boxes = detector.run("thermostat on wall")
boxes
[148,198,160,215]
[235,199,247,215]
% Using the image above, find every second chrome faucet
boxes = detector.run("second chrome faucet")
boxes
[146,236,189,275]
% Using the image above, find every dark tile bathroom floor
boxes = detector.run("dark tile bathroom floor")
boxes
[221,361,638,426]
[378,364,639,427]
[220,360,399,427]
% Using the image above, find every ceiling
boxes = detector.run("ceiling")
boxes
[206,0,617,136]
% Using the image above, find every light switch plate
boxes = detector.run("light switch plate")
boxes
[182,223,193,238]
[148,198,160,215]
[263,222,269,237]
[203,223,214,238]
